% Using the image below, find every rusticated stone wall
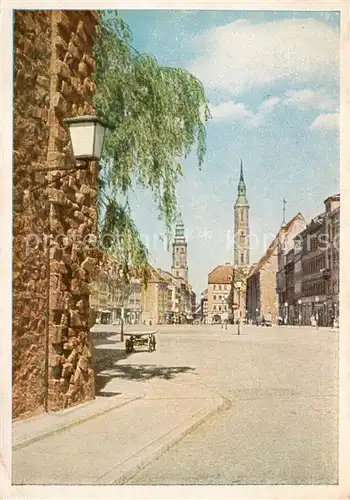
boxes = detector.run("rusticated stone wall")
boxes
[13,10,100,419]
[13,10,52,419]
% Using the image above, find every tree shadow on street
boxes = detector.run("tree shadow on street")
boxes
[96,364,196,393]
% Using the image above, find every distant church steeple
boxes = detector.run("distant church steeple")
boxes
[171,212,188,282]
[234,159,250,267]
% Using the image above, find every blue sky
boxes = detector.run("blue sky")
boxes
[118,9,340,296]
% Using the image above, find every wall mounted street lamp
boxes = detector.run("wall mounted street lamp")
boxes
[42,115,107,414]
[236,280,242,335]
[63,115,107,163]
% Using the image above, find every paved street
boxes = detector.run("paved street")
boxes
[12,324,338,485]
[129,324,338,485]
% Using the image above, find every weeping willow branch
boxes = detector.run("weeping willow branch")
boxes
[93,10,211,281]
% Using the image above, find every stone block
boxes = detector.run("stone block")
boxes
[81,256,95,273]
[62,362,73,378]
[73,366,83,385]
[50,354,62,367]
[76,21,87,43]
[75,192,85,205]
[55,60,71,81]
[70,309,82,327]
[74,210,85,222]
[48,187,67,206]
[82,53,95,71]
[53,92,67,114]
[50,289,64,310]
[36,75,50,89]
[68,40,81,60]
[67,348,78,365]
[77,355,89,372]
[50,325,64,344]
[78,61,88,79]
[54,11,71,34]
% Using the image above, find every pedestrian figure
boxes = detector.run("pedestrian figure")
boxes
[221,311,229,330]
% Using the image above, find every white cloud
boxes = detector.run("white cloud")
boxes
[210,96,280,128]
[187,18,339,96]
[309,113,339,131]
[283,89,337,111]
[209,101,253,121]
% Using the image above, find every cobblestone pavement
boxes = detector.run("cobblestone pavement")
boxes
[128,324,339,485]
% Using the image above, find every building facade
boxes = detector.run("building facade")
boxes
[234,160,250,267]
[324,194,340,326]
[171,213,188,283]
[246,213,306,325]
[276,214,307,323]
[207,264,234,320]
[298,194,340,326]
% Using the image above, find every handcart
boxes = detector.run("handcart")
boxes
[125,330,156,354]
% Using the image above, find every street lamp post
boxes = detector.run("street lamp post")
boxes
[298,299,302,327]
[236,281,242,335]
[255,308,259,325]
[315,295,319,329]
[200,292,204,324]
[284,302,288,325]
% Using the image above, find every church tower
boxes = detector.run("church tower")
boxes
[234,160,250,267]
[171,213,188,282]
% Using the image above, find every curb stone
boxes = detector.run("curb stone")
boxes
[95,395,230,485]
[13,394,143,451]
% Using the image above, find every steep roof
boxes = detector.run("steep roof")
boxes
[208,264,234,284]
[249,213,304,277]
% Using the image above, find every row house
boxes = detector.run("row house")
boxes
[90,256,142,325]
[275,193,340,327]
[247,213,306,325]
[276,214,307,322]
[141,267,195,325]
[207,264,234,319]
[325,194,340,324]
[299,194,339,326]
[141,266,169,325]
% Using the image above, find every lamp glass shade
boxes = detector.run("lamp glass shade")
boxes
[64,115,106,161]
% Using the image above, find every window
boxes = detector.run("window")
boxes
[213,295,216,300]
[181,248,184,253]
[213,305,217,311]
[219,305,222,311]
[176,247,179,253]
[176,261,179,266]
[241,253,244,264]
[213,285,217,290]
[224,285,227,290]
[219,285,222,290]
[219,295,222,300]
[176,271,179,277]
[240,211,244,222]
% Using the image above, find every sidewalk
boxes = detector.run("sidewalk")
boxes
[12,332,226,485]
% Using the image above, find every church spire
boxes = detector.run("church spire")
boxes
[235,159,249,207]
[239,158,244,182]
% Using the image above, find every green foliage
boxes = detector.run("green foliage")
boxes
[93,10,210,280]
